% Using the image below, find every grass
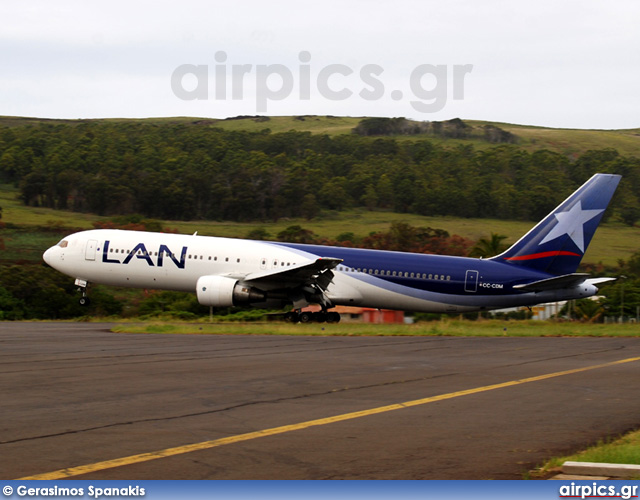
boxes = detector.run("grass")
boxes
[110,319,640,337]
[0,184,101,229]
[465,120,640,158]
[535,428,640,477]
[210,115,362,135]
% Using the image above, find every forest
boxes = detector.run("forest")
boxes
[1,118,639,225]
[1,117,639,321]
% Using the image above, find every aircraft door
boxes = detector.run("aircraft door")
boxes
[464,270,478,292]
[85,240,98,261]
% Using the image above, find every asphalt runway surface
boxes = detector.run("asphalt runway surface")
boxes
[2,322,640,480]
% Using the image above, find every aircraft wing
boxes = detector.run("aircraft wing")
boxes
[513,273,613,292]
[227,257,343,291]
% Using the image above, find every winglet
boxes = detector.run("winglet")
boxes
[491,173,621,275]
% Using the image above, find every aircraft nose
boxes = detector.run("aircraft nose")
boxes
[43,246,55,266]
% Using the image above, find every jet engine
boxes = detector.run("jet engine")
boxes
[196,275,266,307]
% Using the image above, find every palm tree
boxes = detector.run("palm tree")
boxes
[571,298,605,322]
[470,233,509,258]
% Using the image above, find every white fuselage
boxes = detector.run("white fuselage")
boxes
[43,229,600,314]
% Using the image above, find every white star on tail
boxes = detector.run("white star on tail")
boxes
[539,201,603,253]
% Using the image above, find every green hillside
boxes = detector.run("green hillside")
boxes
[167,116,640,157]
[466,120,640,158]
[190,116,640,157]
[1,113,639,267]
[1,115,638,157]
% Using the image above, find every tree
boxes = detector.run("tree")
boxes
[245,228,271,240]
[0,286,24,320]
[600,279,640,321]
[277,225,317,243]
[301,193,320,220]
[570,299,605,322]
[358,184,376,211]
[470,233,509,258]
[318,178,351,210]
[376,174,394,208]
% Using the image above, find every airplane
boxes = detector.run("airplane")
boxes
[43,173,621,323]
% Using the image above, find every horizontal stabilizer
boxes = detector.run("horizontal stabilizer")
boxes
[585,277,617,287]
[513,273,592,292]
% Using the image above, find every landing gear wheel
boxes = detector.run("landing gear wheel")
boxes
[326,311,341,323]
[299,311,313,323]
[285,311,300,323]
[77,281,90,307]
[312,311,327,323]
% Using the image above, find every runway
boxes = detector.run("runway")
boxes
[1,322,640,479]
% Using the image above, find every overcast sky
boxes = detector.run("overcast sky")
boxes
[1,0,638,129]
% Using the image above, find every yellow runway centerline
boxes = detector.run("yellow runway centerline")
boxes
[19,356,640,480]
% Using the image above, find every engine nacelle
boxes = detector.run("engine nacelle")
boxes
[196,275,266,307]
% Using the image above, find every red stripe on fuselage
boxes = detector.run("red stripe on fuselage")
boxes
[505,250,581,261]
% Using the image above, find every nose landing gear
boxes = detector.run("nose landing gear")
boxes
[75,279,91,306]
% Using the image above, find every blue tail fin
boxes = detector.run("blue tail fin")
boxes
[491,173,621,275]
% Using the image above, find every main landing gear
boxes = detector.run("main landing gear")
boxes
[285,310,341,324]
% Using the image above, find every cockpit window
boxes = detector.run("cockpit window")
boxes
[58,240,68,248]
